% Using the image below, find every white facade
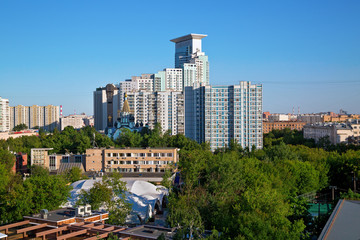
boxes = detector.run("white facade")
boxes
[268,114,290,122]
[165,68,183,91]
[126,90,184,135]
[185,81,263,151]
[132,74,154,91]
[60,114,91,130]
[0,97,10,132]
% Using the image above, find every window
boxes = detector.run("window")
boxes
[75,156,82,163]
[49,156,56,171]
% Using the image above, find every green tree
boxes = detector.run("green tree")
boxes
[26,165,72,212]
[62,167,87,183]
[12,123,28,131]
[77,172,131,225]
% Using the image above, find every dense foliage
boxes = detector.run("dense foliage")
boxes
[0,164,71,224]
[1,126,360,239]
[0,126,114,156]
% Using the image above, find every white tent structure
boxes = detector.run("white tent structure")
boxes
[62,178,168,224]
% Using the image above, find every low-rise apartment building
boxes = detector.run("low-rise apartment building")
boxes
[303,120,360,144]
[31,148,85,172]
[85,147,178,173]
[263,121,306,134]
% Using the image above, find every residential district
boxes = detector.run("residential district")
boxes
[0,34,360,239]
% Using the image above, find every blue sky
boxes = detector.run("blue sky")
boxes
[0,0,359,115]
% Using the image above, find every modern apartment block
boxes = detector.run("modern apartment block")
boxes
[171,33,209,87]
[126,90,184,134]
[44,105,60,131]
[85,147,178,173]
[10,105,29,130]
[185,81,263,151]
[171,33,207,68]
[9,105,59,131]
[0,97,10,132]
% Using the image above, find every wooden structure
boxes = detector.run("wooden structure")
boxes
[0,208,174,240]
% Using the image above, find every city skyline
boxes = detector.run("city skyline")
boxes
[1,0,359,115]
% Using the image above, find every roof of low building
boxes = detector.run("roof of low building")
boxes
[319,199,360,240]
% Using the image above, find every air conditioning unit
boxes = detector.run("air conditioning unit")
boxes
[85,204,92,215]
[76,206,85,217]
[40,209,48,219]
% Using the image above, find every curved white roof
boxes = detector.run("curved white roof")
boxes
[63,178,168,224]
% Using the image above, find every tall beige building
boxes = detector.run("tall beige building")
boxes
[10,105,29,130]
[44,105,60,131]
[0,97,10,132]
[10,105,59,131]
[29,105,45,129]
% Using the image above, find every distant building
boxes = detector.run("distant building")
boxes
[30,148,85,173]
[122,90,184,135]
[185,81,263,151]
[0,130,38,140]
[31,148,54,169]
[268,114,290,122]
[9,104,59,131]
[85,147,179,173]
[263,121,306,134]
[0,97,10,132]
[93,84,120,131]
[171,33,209,86]
[323,114,360,123]
[10,105,29,130]
[263,111,271,120]
[60,114,94,131]
[106,93,146,139]
[303,120,360,144]
[297,114,323,124]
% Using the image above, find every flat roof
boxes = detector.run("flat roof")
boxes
[26,208,105,222]
[170,33,207,43]
[121,225,174,239]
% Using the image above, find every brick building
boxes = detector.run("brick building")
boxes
[263,121,306,134]
[85,147,178,173]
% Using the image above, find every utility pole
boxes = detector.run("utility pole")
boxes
[329,186,337,201]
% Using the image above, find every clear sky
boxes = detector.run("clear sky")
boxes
[0,0,359,115]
